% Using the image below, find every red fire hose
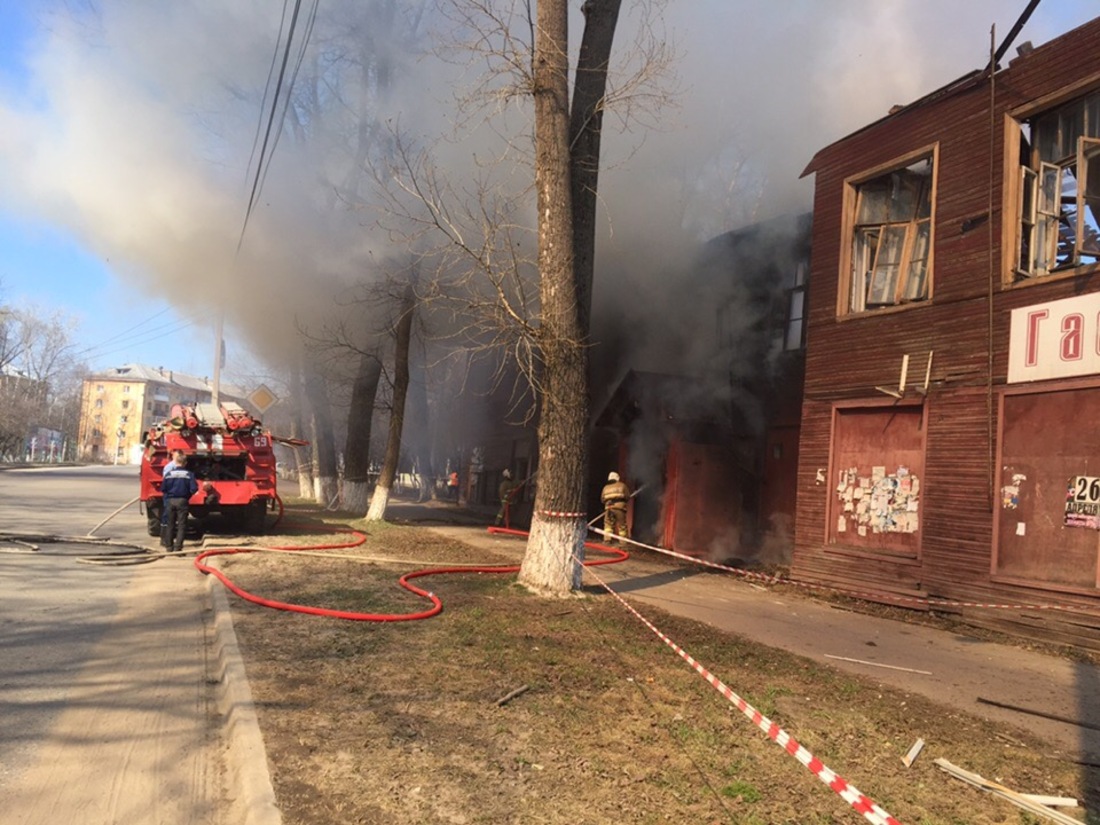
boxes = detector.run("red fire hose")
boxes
[195,511,627,623]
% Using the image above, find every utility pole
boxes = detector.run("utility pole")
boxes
[212,310,223,406]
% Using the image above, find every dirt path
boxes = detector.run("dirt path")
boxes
[3,560,228,825]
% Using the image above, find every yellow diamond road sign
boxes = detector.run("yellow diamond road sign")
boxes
[248,383,278,414]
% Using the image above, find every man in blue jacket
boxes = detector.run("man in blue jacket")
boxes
[162,453,199,552]
[160,449,186,547]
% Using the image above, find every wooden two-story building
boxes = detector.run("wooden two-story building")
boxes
[792,16,1100,646]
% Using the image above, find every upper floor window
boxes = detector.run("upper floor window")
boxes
[1014,91,1100,279]
[845,154,934,314]
[784,261,808,351]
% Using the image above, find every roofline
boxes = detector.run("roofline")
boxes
[800,68,985,178]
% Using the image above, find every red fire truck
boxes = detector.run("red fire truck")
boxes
[139,401,279,537]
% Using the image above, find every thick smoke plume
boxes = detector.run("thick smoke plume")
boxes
[0,0,1089,380]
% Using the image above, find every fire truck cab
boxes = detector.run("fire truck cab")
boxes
[140,401,277,537]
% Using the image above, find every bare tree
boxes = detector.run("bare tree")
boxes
[514,0,589,592]
[343,349,383,511]
[373,0,671,593]
[281,0,431,513]
[0,301,85,462]
[404,338,434,501]
[304,364,339,506]
[287,361,316,498]
[570,0,623,332]
[366,276,416,520]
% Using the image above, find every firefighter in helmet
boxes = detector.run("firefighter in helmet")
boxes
[600,471,631,544]
[495,469,519,527]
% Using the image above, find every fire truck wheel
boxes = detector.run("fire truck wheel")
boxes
[146,511,162,537]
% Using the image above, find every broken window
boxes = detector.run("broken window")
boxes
[784,261,808,351]
[1015,91,1100,279]
[847,157,933,313]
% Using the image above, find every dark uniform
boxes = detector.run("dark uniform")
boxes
[600,472,631,544]
[160,449,185,545]
[162,460,199,552]
[495,471,518,527]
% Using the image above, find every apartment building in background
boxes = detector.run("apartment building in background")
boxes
[77,364,239,464]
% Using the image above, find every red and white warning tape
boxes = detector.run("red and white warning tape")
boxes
[581,559,905,825]
[589,527,1095,614]
[537,509,587,519]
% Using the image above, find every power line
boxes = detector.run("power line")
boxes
[78,318,196,363]
[73,306,174,356]
[255,0,321,210]
[238,0,319,252]
[245,0,293,192]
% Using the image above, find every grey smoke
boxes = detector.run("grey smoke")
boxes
[0,0,1088,375]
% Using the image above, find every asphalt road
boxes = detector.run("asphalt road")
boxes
[0,465,232,825]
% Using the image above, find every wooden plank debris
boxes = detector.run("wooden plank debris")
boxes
[934,758,1081,825]
[1020,795,1078,808]
[901,738,924,767]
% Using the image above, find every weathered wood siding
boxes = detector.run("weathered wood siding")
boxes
[793,16,1100,645]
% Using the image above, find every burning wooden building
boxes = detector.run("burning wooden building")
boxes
[591,214,809,562]
[793,14,1100,646]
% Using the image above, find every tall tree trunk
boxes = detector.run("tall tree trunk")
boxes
[365,281,415,521]
[571,0,621,334]
[305,369,339,507]
[518,0,590,595]
[288,362,314,498]
[405,344,434,502]
[343,350,382,513]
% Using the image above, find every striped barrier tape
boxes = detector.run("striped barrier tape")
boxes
[581,559,905,825]
[588,527,1097,615]
[537,509,587,519]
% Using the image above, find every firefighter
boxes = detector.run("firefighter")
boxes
[495,469,518,527]
[162,453,199,553]
[600,471,631,544]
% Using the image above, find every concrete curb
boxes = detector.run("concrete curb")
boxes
[206,574,283,825]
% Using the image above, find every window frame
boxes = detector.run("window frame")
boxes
[838,144,939,317]
[783,260,808,351]
[1009,89,1100,283]
[1077,136,1100,259]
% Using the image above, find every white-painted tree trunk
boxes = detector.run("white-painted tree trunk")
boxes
[365,480,391,521]
[519,513,586,594]
[298,469,314,500]
[314,475,339,509]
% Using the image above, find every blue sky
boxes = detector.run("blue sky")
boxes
[0,2,238,378]
[0,211,210,373]
[0,1,1098,381]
